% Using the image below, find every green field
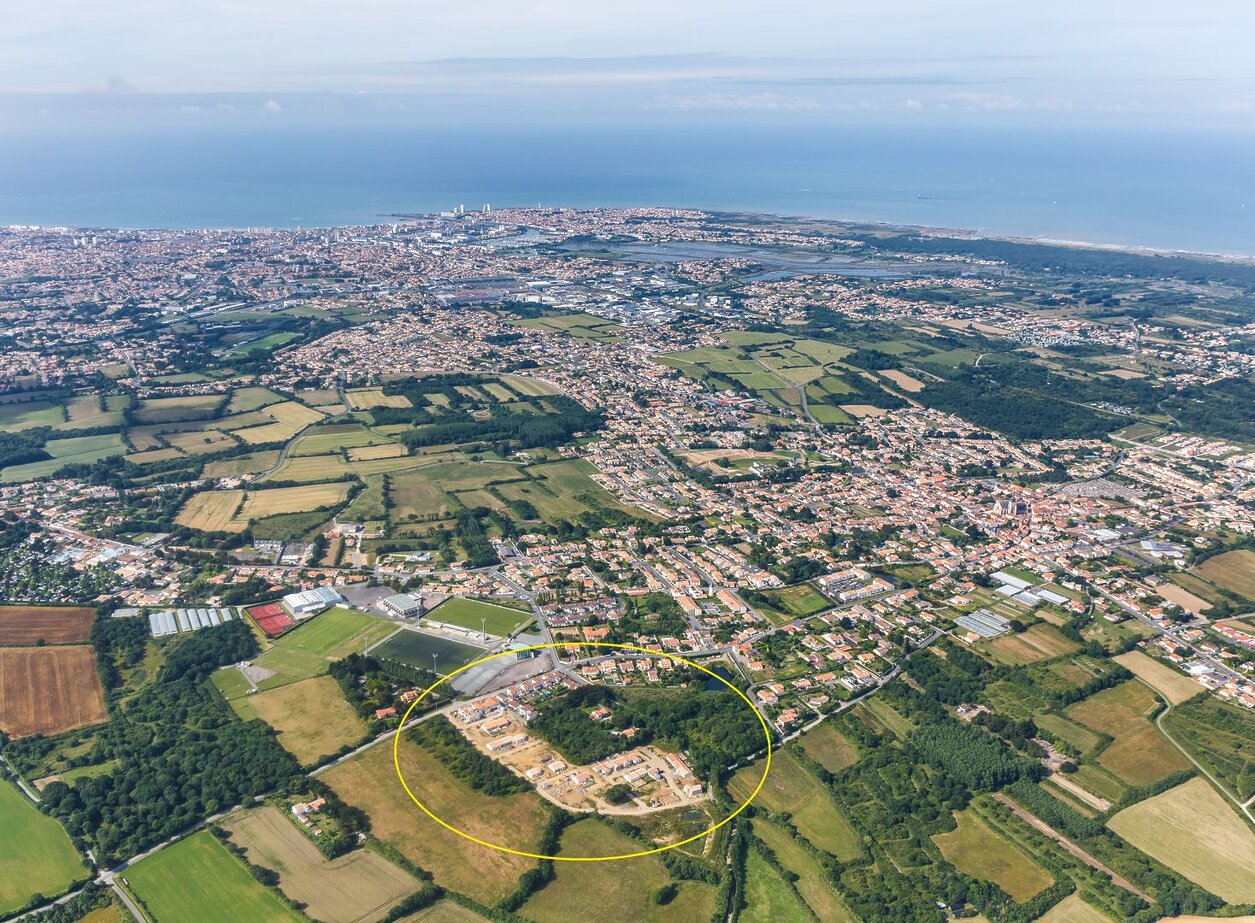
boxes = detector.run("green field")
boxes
[0,399,64,430]
[1163,695,1255,799]
[739,848,812,923]
[752,820,856,921]
[729,749,861,860]
[798,722,859,773]
[425,597,531,636]
[520,820,715,923]
[1,432,129,482]
[371,629,485,675]
[0,778,85,914]
[758,583,830,619]
[124,830,301,923]
[1066,680,1189,786]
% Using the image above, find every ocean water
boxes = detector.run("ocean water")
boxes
[0,123,1252,255]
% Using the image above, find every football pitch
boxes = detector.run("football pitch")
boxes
[371,629,485,675]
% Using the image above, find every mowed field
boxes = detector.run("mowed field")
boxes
[1036,893,1114,923]
[0,646,107,737]
[1108,777,1255,903]
[738,849,812,923]
[1114,651,1205,705]
[0,605,94,645]
[323,737,550,905]
[1066,680,1189,786]
[520,820,716,923]
[1197,550,1255,599]
[124,830,301,923]
[798,722,860,774]
[0,778,86,915]
[729,749,860,860]
[175,489,245,531]
[425,598,530,636]
[932,809,1053,901]
[223,806,422,923]
[244,675,367,766]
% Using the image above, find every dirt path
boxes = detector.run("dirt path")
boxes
[1046,772,1111,812]
[992,793,1153,903]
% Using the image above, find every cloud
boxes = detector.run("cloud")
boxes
[262,98,281,112]
[651,92,832,111]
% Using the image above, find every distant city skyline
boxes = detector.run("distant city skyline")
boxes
[3,2,1254,128]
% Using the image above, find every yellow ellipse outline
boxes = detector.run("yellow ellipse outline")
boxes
[391,640,773,862]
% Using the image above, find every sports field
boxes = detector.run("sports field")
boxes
[729,749,860,860]
[520,820,716,923]
[245,675,367,765]
[1113,651,1205,705]
[223,806,422,923]
[758,583,830,618]
[798,722,859,773]
[218,608,395,698]
[0,646,107,737]
[1108,777,1255,903]
[425,597,530,636]
[371,629,485,675]
[0,777,85,915]
[0,605,94,645]
[933,809,1053,901]
[1066,680,1189,786]
[124,830,302,923]
[323,737,549,905]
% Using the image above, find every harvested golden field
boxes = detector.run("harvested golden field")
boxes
[237,483,352,520]
[985,623,1080,665]
[1197,550,1255,600]
[880,369,925,392]
[0,646,107,737]
[933,809,1052,901]
[0,605,94,645]
[322,737,549,905]
[223,806,422,923]
[345,389,412,410]
[1114,651,1205,705]
[176,490,246,532]
[1108,777,1255,903]
[1067,681,1189,786]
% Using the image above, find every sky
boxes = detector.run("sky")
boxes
[3,1,1255,127]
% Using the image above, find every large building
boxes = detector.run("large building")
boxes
[381,592,426,619]
[281,585,345,618]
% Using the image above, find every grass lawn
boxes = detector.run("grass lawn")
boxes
[798,723,859,773]
[752,820,856,922]
[0,778,85,914]
[244,674,368,766]
[739,848,812,923]
[932,809,1053,902]
[124,830,301,923]
[760,583,830,618]
[729,749,860,860]
[1107,777,1255,903]
[1066,681,1189,786]
[323,737,549,905]
[520,820,715,923]
[425,597,531,636]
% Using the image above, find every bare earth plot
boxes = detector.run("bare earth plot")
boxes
[224,806,422,923]
[1107,777,1255,903]
[0,605,94,645]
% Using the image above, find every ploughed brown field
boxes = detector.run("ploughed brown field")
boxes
[0,646,107,737]
[0,606,94,645]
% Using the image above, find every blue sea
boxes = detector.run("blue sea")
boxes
[1,123,1252,255]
